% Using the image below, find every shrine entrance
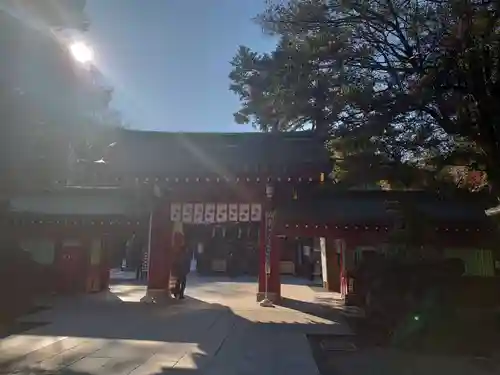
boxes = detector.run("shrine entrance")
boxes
[279,236,323,281]
[102,130,330,304]
[169,201,262,278]
[183,223,259,276]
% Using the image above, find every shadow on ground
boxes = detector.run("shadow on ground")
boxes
[1,287,344,374]
[307,313,500,375]
[1,366,200,375]
[0,297,226,374]
[277,297,343,322]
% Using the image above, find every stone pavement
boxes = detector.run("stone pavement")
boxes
[311,342,500,375]
[0,275,351,374]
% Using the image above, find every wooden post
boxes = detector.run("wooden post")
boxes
[99,235,110,291]
[323,237,341,292]
[257,197,281,303]
[268,231,282,300]
[257,213,267,300]
[143,203,172,302]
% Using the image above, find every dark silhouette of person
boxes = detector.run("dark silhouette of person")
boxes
[134,252,143,280]
[308,256,316,281]
[129,236,144,280]
[172,247,191,299]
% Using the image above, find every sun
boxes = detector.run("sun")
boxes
[70,42,94,64]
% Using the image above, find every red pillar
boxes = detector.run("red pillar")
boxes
[258,216,266,299]
[257,210,281,303]
[145,203,172,300]
[324,237,341,292]
[99,255,110,291]
[269,233,282,299]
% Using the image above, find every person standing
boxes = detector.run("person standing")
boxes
[124,234,136,271]
[129,235,143,280]
[172,247,191,299]
[133,250,143,280]
[308,256,316,282]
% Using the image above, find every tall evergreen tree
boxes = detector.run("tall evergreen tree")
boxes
[230,0,499,193]
[0,1,121,192]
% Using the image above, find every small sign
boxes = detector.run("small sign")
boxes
[251,204,262,222]
[216,203,228,222]
[228,204,238,222]
[239,204,250,222]
[170,203,182,222]
[265,211,275,274]
[204,203,216,223]
[182,203,193,223]
[193,203,204,224]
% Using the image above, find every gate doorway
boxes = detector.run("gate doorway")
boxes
[183,223,259,277]
[280,236,323,285]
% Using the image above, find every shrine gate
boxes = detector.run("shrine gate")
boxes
[3,129,496,304]
[101,130,330,302]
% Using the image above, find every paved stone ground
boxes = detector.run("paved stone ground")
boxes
[309,336,500,375]
[0,274,351,375]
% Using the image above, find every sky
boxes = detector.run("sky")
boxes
[84,0,277,132]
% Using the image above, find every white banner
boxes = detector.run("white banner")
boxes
[216,203,228,222]
[204,203,216,223]
[182,203,193,223]
[239,204,250,222]
[170,202,264,223]
[251,203,262,222]
[170,203,182,222]
[228,204,238,221]
[193,203,204,224]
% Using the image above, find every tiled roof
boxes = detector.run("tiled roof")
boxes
[278,191,492,224]
[104,130,331,177]
[278,199,394,224]
[8,188,148,216]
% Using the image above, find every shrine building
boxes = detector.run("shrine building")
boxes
[2,129,497,303]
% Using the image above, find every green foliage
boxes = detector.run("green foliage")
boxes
[229,0,500,192]
[0,3,121,191]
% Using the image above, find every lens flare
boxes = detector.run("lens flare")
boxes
[70,42,93,63]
